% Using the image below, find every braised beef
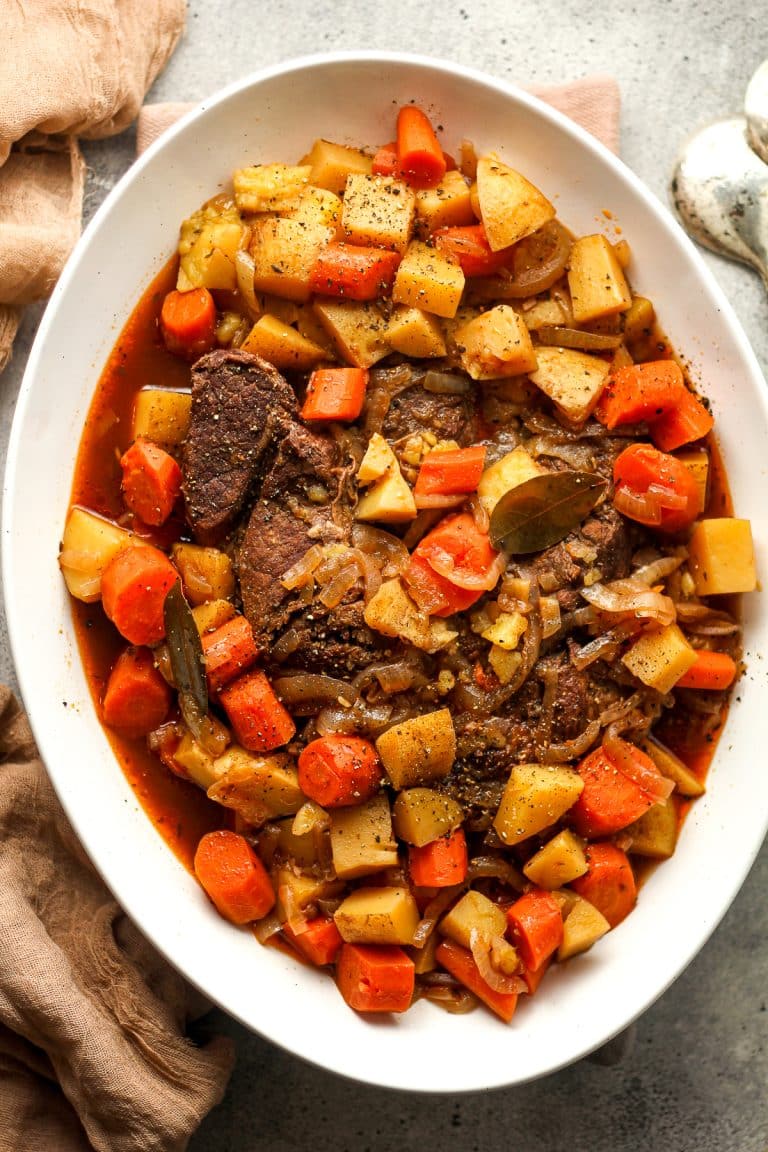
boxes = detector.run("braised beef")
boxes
[182,350,296,543]
[273,602,391,676]
[382,383,478,445]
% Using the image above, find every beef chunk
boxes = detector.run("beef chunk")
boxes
[275,602,392,676]
[581,504,633,582]
[182,350,296,543]
[382,383,477,445]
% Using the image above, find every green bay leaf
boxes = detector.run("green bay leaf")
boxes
[489,470,607,555]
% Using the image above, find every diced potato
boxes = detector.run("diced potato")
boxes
[387,306,447,358]
[295,303,338,355]
[567,234,632,324]
[621,624,697,694]
[626,796,678,858]
[177,197,244,292]
[523,829,589,889]
[240,314,328,370]
[687,518,757,595]
[415,169,475,234]
[392,788,464,847]
[477,445,546,514]
[392,240,465,319]
[529,346,611,424]
[481,610,527,651]
[641,735,705,797]
[355,463,417,523]
[375,709,456,790]
[288,186,344,236]
[274,867,342,917]
[623,295,655,346]
[363,579,455,653]
[233,163,312,213]
[132,388,192,445]
[439,890,507,949]
[557,896,611,961]
[174,731,228,791]
[334,886,421,945]
[488,645,522,685]
[494,764,584,846]
[171,543,235,606]
[191,599,237,636]
[301,139,373,193]
[357,432,397,485]
[250,216,335,302]
[676,447,709,516]
[519,298,566,330]
[329,793,399,879]
[313,299,390,367]
[476,153,555,251]
[275,819,319,869]
[342,173,416,252]
[208,749,304,825]
[455,305,538,379]
[59,507,135,603]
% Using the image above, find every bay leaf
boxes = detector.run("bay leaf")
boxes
[489,470,607,555]
[163,580,208,717]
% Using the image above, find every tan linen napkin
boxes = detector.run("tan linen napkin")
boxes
[0,686,235,1152]
[0,0,186,373]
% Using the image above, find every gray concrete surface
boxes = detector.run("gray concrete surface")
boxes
[2,0,767,1146]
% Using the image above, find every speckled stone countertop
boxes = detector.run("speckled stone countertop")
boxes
[2,3,766,1148]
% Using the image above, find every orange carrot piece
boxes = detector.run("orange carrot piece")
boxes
[201,614,259,692]
[372,140,399,176]
[336,943,415,1013]
[434,224,514,277]
[101,544,179,646]
[194,830,275,925]
[613,443,700,533]
[301,367,369,422]
[120,439,183,527]
[408,829,468,887]
[506,889,564,972]
[298,733,381,808]
[571,842,637,928]
[283,916,343,966]
[403,552,482,617]
[406,511,502,614]
[413,446,486,504]
[435,939,518,1023]
[219,669,296,752]
[650,387,714,452]
[521,956,551,995]
[396,105,447,189]
[310,243,401,301]
[101,646,172,738]
[595,361,685,429]
[675,649,737,690]
[570,747,655,838]
[160,287,217,361]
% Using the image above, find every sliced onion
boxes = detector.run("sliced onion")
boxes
[571,628,628,670]
[419,984,480,1014]
[543,718,601,762]
[253,911,283,944]
[603,731,675,801]
[281,545,325,590]
[536,325,623,351]
[631,555,684,585]
[423,370,472,394]
[271,627,302,661]
[529,435,595,470]
[614,484,663,525]
[412,885,465,948]
[414,492,467,510]
[318,562,360,608]
[351,524,410,574]
[469,930,527,995]
[234,248,260,318]
[647,482,688,511]
[278,883,311,936]
[581,579,676,625]
[427,545,507,592]
[274,674,359,713]
[490,220,572,299]
[466,855,525,890]
[468,495,490,534]
[403,509,444,550]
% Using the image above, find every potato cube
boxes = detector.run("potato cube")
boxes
[301,139,373,193]
[171,543,234,606]
[519,298,566,330]
[342,173,416,252]
[641,736,704,797]
[557,896,610,961]
[174,731,228,791]
[455,305,538,379]
[132,388,192,445]
[676,448,709,515]
[488,646,522,685]
[392,240,465,319]
[476,153,555,251]
[233,163,312,213]
[334,887,421,945]
[415,169,475,234]
[387,306,447,358]
[529,346,611,424]
[59,507,135,603]
[439,890,507,949]
[274,819,319,869]
[329,793,399,879]
[241,314,328,370]
[208,749,304,826]
[275,867,342,917]
[567,234,632,324]
[621,624,697,694]
[177,198,244,292]
[251,216,335,302]
[313,299,390,368]
[288,186,344,236]
[191,599,237,636]
[357,432,397,485]
[481,611,527,651]
[626,796,678,858]
[494,764,584,846]
[477,445,546,514]
[623,294,655,346]
[375,709,456,790]
[687,518,757,595]
[392,788,464,847]
[363,579,455,653]
[523,829,589,889]
[355,464,417,523]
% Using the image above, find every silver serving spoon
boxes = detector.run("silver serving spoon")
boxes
[672,60,768,291]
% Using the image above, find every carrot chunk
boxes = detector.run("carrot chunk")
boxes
[650,387,714,452]
[571,842,637,928]
[194,830,275,925]
[396,106,447,189]
[298,734,381,808]
[371,140,399,177]
[506,889,563,972]
[403,552,482,617]
[409,829,468,887]
[101,544,179,646]
[413,446,486,505]
[404,511,502,616]
[310,243,401,301]
[435,939,518,1023]
[570,746,655,838]
[120,439,183,526]
[595,360,685,428]
[301,367,369,422]
[201,614,259,692]
[336,943,415,1013]
[613,443,700,533]
[675,649,737,690]
[101,646,172,738]
[283,916,343,966]
[219,669,296,752]
[434,224,514,277]
[160,287,217,360]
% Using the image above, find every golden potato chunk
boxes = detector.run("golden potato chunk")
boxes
[251,215,335,302]
[363,579,456,653]
[626,796,678,858]
[312,299,390,368]
[288,186,345,236]
[191,599,237,636]
[557,896,610,961]
[523,829,589,889]
[177,197,244,292]
[208,749,304,826]
[415,169,475,234]
[357,432,397,485]
[342,173,416,252]
[481,610,527,651]
[621,624,697,694]
[233,163,311,213]
[241,314,328,371]
[171,543,235,606]
[329,793,399,879]
[494,764,584,846]
[59,508,135,603]
[567,234,632,324]
[439,890,507,949]
[476,153,555,251]
[392,240,465,319]
[375,709,456,790]
[174,731,228,791]
[687,518,757,595]
[275,868,342,917]
[132,388,192,446]
[455,305,538,379]
[387,306,447,358]
[529,346,611,424]
[392,788,464,847]
[334,887,421,945]
[301,138,373,193]
[640,736,704,798]
[676,447,709,516]
[355,462,417,523]
[477,445,546,514]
